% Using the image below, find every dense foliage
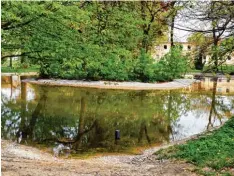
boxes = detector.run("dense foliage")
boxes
[2,1,188,82]
[188,33,213,70]
[154,46,188,81]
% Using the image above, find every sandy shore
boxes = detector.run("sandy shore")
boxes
[1,72,39,76]
[2,124,224,176]
[23,79,196,90]
[1,139,196,176]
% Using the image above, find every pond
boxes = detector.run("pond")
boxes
[1,76,234,156]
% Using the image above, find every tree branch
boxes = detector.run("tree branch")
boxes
[1,51,42,60]
[2,15,44,30]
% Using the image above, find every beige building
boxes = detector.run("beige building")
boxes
[152,42,196,61]
[153,42,234,65]
[204,51,234,66]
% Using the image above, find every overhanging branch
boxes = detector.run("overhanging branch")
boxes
[1,51,42,60]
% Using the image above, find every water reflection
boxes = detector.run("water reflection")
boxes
[201,77,234,94]
[1,76,234,154]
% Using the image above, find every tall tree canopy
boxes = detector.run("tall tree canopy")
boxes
[1,1,191,81]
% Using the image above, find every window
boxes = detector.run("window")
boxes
[188,45,191,50]
[164,45,167,49]
[217,88,222,92]
[227,56,231,60]
[226,88,230,93]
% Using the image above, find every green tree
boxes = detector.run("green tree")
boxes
[155,46,188,81]
[188,33,213,70]
[138,1,168,52]
[1,1,185,82]
[176,1,234,72]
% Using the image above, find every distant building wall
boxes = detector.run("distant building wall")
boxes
[204,54,234,66]
[153,42,234,65]
[152,42,196,61]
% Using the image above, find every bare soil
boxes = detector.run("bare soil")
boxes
[1,140,197,176]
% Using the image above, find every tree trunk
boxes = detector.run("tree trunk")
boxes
[9,57,12,68]
[20,82,27,141]
[28,92,47,139]
[213,38,219,72]
[207,78,217,129]
[195,50,205,70]
[74,96,86,149]
[166,90,174,140]
[170,1,176,48]
[171,16,175,48]
[21,56,26,64]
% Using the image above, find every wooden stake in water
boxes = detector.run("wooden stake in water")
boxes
[115,130,120,144]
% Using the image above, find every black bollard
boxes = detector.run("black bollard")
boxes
[115,130,120,140]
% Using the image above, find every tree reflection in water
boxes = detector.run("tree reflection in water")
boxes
[206,78,233,129]
[1,77,233,154]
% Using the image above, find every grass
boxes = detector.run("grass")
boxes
[155,117,234,176]
[1,66,40,73]
[218,65,234,74]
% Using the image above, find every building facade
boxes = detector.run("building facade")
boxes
[153,42,234,66]
[152,42,196,61]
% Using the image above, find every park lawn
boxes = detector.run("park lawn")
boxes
[155,117,234,176]
[1,66,40,73]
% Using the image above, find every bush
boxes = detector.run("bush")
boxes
[39,46,188,82]
[134,49,155,82]
[154,46,188,81]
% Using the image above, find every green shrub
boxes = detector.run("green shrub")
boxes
[134,49,155,82]
[38,46,188,82]
[154,46,188,81]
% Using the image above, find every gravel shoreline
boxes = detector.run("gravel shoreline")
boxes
[23,79,196,90]
[2,127,222,176]
[1,139,197,176]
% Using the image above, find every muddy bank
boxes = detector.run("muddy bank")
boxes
[1,140,196,176]
[1,124,223,176]
[23,79,196,90]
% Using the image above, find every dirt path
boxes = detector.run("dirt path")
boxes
[1,140,196,176]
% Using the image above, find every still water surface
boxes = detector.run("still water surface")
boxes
[1,76,234,155]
